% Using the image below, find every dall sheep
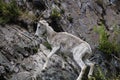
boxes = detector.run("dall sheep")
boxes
[35,20,95,80]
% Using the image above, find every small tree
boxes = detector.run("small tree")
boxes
[0,0,20,24]
[94,24,120,54]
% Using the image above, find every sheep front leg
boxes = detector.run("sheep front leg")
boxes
[42,46,60,70]
[62,59,66,69]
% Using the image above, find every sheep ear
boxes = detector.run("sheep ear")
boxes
[43,20,49,26]
[39,20,49,26]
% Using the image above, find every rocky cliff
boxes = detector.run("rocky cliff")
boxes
[0,0,120,80]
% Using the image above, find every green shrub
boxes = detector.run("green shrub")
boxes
[92,65,107,80]
[115,75,120,80]
[43,42,52,50]
[50,8,61,20]
[67,16,73,23]
[91,65,120,80]
[94,24,113,54]
[0,0,20,24]
[60,8,65,14]
[94,24,120,54]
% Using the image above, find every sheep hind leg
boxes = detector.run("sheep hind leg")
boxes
[76,59,87,80]
[73,48,87,80]
[85,59,95,79]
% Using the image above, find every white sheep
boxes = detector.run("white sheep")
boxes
[35,20,95,80]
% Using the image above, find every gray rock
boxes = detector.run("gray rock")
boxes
[10,71,31,80]
[37,67,77,80]
[0,66,5,75]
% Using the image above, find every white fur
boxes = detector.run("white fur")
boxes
[35,20,95,80]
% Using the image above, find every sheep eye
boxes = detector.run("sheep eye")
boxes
[41,24,43,26]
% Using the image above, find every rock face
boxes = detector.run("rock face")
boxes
[0,25,37,80]
[0,25,78,80]
[0,0,120,80]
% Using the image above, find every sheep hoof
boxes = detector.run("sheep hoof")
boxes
[31,76,36,80]
[62,67,66,70]
[88,75,95,80]
[41,69,46,73]
[42,66,47,70]
[88,75,92,79]
[41,67,47,72]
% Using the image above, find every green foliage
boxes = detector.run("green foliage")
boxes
[67,16,73,23]
[92,65,107,80]
[0,0,20,24]
[20,10,36,21]
[50,8,61,20]
[60,8,65,14]
[94,24,120,54]
[114,75,120,80]
[93,24,120,79]
[43,42,52,50]
[32,46,39,53]
[92,65,120,80]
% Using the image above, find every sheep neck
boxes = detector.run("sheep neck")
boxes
[46,25,56,42]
